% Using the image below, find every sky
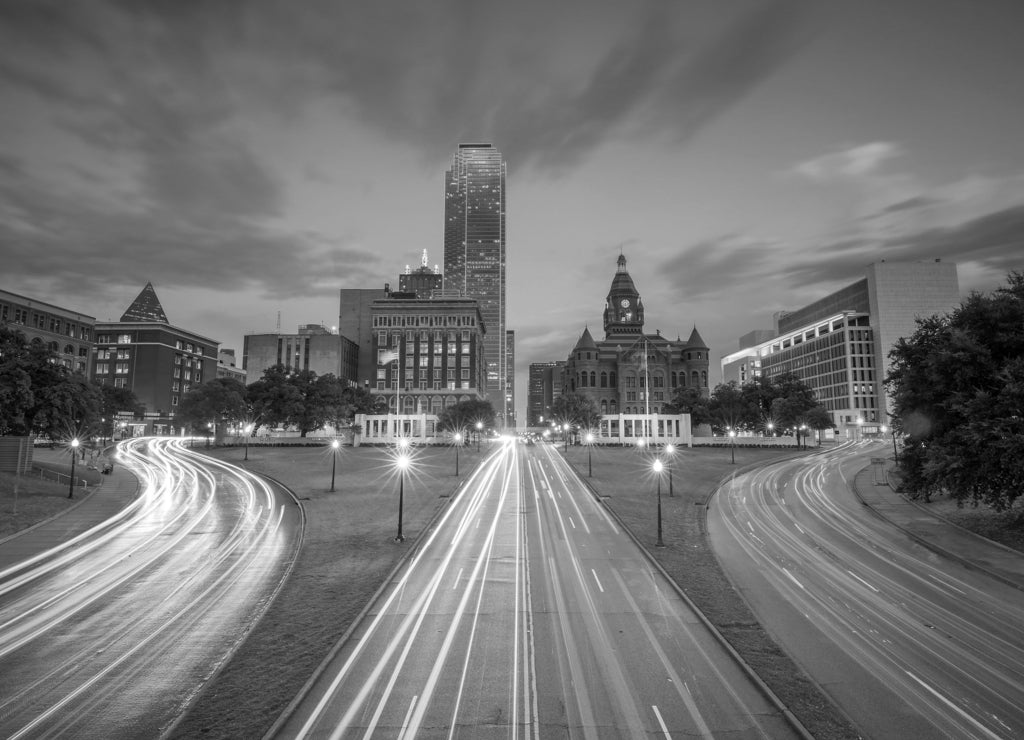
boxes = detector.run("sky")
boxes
[2,0,1023,424]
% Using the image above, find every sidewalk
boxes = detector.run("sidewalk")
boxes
[0,450,139,569]
[852,466,1024,592]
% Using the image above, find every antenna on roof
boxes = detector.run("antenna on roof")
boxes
[276,311,281,332]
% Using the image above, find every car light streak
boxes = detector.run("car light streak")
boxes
[0,437,299,739]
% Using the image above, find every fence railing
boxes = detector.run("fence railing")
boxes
[30,467,89,490]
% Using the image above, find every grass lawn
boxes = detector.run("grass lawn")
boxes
[167,441,479,740]
[0,472,77,539]
[560,442,862,740]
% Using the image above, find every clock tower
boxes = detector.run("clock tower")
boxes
[603,254,644,339]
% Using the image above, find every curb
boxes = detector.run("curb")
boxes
[262,454,485,739]
[560,449,815,740]
[850,466,1024,593]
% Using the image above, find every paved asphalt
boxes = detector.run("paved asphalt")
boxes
[274,439,801,739]
[0,438,302,740]
[709,440,1024,740]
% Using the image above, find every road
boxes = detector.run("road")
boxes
[708,440,1024,739]
[0,437,302,739]
[276,439,798,739]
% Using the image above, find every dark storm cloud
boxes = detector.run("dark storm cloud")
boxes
[781,204,1024,286]
[655,236,782,300]
[0,153,381,298]
[873,195,940,216]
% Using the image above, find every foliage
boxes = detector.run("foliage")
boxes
[0,324,102,439]
[663,386,713,426]
[175,377,249,437]
[550,393,601,432]
[886,272,1024,512]
[95,384,146,440]
[435,399,496,433]
[246,365,304,433]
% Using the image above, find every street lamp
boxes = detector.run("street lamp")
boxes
[68,438,80,499]
[636,438,646,454]
[476,421,483,452]
[585,432,594,477]
[652,458,665,547]
[665,443,675,496]
[453,431,463,476]
[244,423,253,461]
[563,423,570,452]
[881,425,899,462]
[766,421,774,438]
[394,439,411,542]
[206,422,212,448]
[329,439,340,492]
[799,423,807,451]
[728,429,736,464]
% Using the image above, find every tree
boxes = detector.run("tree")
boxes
[708,381,751,433]
[550,393,601,433]
[663,386,713,426]
[887,272,1024,512]
[0,324,98,439]
[246,365,304,433]
[94,383,146,441]
[175,377,248,440]
[435,399,496,433]
[323,383,386,431]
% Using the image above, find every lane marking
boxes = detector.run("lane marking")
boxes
[782,567,805,590]
[396,694,418,740]
[847,570,880,593]
[569,516,576,529]
[905,671,1003,740]
[591,569,604,593]
[452,567,463,589]
[651,705,672,738]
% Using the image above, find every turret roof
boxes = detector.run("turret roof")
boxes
[686,325,708,349]
[573,326,598,351]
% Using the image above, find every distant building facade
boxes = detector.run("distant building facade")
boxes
[0,288,95,376]
[399,250,444,297]
[722,260,961,435]
[527,361,564,426]
[443,143,508,422]
[370,293,486,415]
[720,329,775,385]
[91,283,218,435]
[243,324,358,385]
[505,329,516,428]
[339,286,390,388]
[216,348,247,383]
[562,254,711,434]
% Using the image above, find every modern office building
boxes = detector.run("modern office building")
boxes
[505,330,516,428]
[443,143,508,423]
[0,289,95,376]
[399,249,444,297]
[243,324,358,385]
[723,260,960,435]
[562,254,711,422]
[369,292,486,416]
[91,283,218,436]
[720,329,775,385]
[527,361,565,427]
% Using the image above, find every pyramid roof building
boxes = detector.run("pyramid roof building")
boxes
[120,282,169,323]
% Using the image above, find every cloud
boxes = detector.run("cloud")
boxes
[794,142,903,180]
[654,234,786,301]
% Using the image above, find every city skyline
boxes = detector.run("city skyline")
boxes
[2,0,1024,425]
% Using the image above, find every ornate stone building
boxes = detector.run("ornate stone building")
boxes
[563,254,710,416]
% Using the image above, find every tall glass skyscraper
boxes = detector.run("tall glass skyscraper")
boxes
[443,143,508,424]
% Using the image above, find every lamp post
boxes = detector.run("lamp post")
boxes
[882,425,899,462]
[665,443,675,496]
[855,417,863,441]
[395,439,410,542]
[563,423,570,452]
[799,423,807,451]
[454,431,463,476]
[766,421,774,438]
[728,429,736,464]
[476,421,483,452]
[329,439,340,492]
[244,423,253,461]
[68,438,80,499]
[653,458,665,547]
[636,438,646,455]
[585,432,594,477]
[206,422,212,448]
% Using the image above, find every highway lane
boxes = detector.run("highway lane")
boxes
[708,440,1024,739]
[0,437,302,739]
[277,439,797,739]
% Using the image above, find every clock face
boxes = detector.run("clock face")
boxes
[620,298,630,308]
